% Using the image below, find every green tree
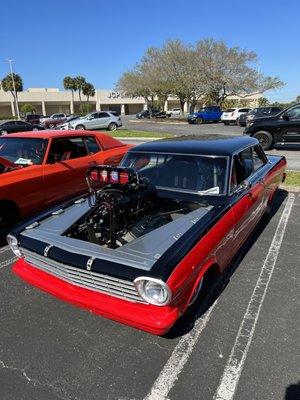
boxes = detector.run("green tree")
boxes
[74,76,87,113]
[258,97,270,107]
[20,103,36,115]
[82,82,95,112]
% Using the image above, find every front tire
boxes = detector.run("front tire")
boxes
[75,124,85,130]
[196,117,203,124]
[223,122,230,125]
[253,131,273,150]
[108,122,117,131]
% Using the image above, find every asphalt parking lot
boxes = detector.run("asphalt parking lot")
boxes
[0,191,299,400]
[122,116,300,171]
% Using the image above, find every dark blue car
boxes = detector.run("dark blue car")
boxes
[187,106,222,124]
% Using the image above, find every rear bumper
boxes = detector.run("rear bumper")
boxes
[13,259,180,335]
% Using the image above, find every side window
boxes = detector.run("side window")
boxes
[230,154,248,191]
[240,148,254,176]
[47,137,87,163]
[98,112,109,118]
[286,106,300,120]
[85,137,101,154]
[252,146,266,171]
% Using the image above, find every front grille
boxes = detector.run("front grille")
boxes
[21,248,146,303]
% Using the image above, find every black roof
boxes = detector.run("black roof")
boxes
[130,135,258,156]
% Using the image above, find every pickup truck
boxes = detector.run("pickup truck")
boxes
[187,106,222,124]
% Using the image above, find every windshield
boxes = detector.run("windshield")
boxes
[122,152,228,195]
[0,138,48,165]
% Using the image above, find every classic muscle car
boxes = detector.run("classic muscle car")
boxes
[0,130,131,240]
[9,135,286,335]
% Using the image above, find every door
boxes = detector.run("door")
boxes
[43,136,91,205]
[84,112,99,129]
[280,105,300,143]
[230,146,267,250]
[94,112,111,128]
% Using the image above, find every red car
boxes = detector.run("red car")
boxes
[9,136,286,335]
[0,130,131,238]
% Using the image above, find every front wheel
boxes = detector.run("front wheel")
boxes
[253,131,273,150]
[0,130,8,135]
[223,122,230,125]
[75,124,85,130]
[196,117,203,124]
[48,123,55,129]
[108,122,117,131]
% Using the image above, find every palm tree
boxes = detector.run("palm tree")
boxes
[74,76,87,113]
[83,82,95,112]
[63,76,77,110]
[2,73,23,115]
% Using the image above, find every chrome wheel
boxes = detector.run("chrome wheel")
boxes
[108,122,117,131]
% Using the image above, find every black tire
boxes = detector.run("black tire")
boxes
[75,124,85,130]
[223,122,230,126]
[108,122,117,131]
[235,118,240,125]
[196,117,203,124]
[253,131,273,150]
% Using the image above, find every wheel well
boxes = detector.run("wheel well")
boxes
[0,200,20,223]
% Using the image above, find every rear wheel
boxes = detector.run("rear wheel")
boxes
[196,117,203,124]
[75,124,85,130]
[224,122,230,125]
[253,131,273,150]
[108,122,117,131]
[48,123,55,129]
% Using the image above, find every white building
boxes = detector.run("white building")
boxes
[0,87,259,117]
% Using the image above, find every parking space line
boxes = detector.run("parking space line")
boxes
[0,257,17,270]
[214,193,295,400]
[0,245,10,254]
[144,301,218,400]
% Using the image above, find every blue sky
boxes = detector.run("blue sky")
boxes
[0,0,299,102]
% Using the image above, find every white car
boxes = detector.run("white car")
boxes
[168,108,181,117]
[68,111,122,131]
[221,108,251,125]
[40,113,67,124]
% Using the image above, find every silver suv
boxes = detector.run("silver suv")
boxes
[69,111,122,131]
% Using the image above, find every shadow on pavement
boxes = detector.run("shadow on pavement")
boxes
[285,382,300,400]
[165,189,288,339]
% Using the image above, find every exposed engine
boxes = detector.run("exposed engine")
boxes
[65,165,157,249]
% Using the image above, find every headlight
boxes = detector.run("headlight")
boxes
[6,234,23,258]
[134,277,172,306]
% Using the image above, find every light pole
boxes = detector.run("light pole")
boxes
[5,59,20,118]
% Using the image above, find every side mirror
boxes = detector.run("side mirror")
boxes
[240,180,252,191]
[282,113,289,121]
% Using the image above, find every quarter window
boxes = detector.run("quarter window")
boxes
[85,137,101,154]
[98,112,110,118]
[252,146,266,171]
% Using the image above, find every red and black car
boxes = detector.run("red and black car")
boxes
[9,135,286,335]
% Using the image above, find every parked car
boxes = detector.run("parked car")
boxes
[221,108,251,125]
[136,109,160,119]
[244,103,300,150]
[153,111,170,119]
[238,113,248,127]
[187,106,222,124]
[25,114,44,124]
[56,115,80,130]
[245,107,282,125]
[9,135,286,335]
[40,113,68,129]
[0,130,131,239]
[69,111,122,131]
[168,108,181,117]
[0,120,44,135]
